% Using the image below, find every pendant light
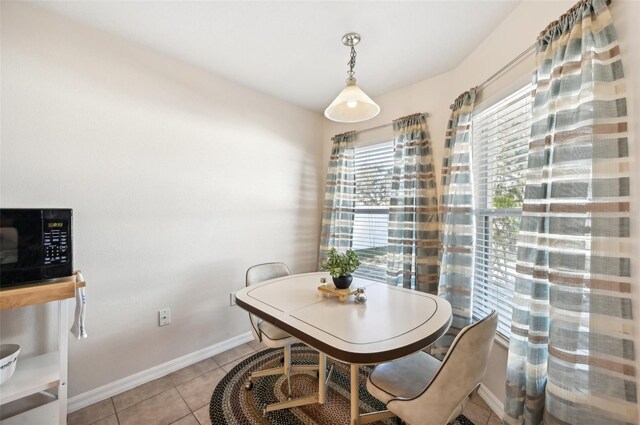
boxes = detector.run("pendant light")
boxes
[324,33,380,123]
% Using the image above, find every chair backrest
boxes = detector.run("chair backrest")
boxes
[246,262,291,287]
[388,311,498,425]
[245,262,291,341]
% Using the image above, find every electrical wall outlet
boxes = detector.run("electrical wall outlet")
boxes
[159,308,171,326]
[229,292,237,306]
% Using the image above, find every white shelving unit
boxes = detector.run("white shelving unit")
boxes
[0,275,83,425]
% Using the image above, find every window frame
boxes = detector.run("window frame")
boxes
[351,137,394,283]
[471,81,534,342]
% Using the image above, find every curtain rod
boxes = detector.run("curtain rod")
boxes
[332,112,430,141]
[478,0,614,93]
[476,42,536,92]
[481,0,614,91]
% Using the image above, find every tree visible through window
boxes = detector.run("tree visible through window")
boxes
[471,83,533,340]
[351,140,394,282]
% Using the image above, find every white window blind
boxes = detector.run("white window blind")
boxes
[471,83,534,339]
[352,140,394,282]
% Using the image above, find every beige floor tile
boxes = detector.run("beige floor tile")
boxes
[176,368,227,411]
[193,406,211,425]
[68,398,115,425]
[212,343,255,366]
[246,339,267,351]
[462,399,492,425]
[487,412,503,425]
[117,388,190,425]
[112,375,174,411]
[170,414,200,425]
[168,358,219,386]
[470,392,491,411]
[193,405,212,425]
[91,414,119,425]
[221,352,255,373]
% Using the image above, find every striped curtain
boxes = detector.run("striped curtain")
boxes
[504,1,636,424]
[386,113,440,293]
[432,90,477,358]
[318,131,356,266]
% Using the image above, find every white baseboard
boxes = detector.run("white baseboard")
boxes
[67,331,254,413]
[477,383,504,419]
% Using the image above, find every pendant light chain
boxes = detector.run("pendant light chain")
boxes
[348,45,357,79]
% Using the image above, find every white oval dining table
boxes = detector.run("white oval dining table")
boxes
[235,272,452,425]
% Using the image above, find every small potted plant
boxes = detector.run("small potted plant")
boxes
[322,247,360,289]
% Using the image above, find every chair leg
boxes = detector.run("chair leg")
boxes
[284,344,292,398]
[253,345,326,414]
[246,347,287,390]
[246,344,319,399]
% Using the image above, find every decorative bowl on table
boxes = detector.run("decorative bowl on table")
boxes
[0,344,21,385]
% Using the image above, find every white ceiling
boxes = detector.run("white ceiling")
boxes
[32,1,522,113]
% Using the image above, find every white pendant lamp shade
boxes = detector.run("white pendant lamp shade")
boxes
[324,32,380,123]
[324,79,380,123]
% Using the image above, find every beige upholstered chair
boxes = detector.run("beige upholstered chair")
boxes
[244,263,318,400]
[365,311,498,425]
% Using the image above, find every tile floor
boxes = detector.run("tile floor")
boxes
[67,340,500,425]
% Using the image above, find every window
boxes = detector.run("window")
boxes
[351,140,394,282]
[471,83,534,339]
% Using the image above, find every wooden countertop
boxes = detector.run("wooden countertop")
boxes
[0,273,86,311]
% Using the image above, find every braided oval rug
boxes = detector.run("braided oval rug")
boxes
[210,343,475,425]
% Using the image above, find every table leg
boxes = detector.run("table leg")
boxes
[350,364,359,425]
[318,352,327,404]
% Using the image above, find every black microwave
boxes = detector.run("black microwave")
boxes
[0,209,73,288]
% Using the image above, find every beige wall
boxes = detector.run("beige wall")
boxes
[0,2,323,398]
[323,0,640,408]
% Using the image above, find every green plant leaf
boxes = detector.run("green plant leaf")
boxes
[322,247,360,278]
